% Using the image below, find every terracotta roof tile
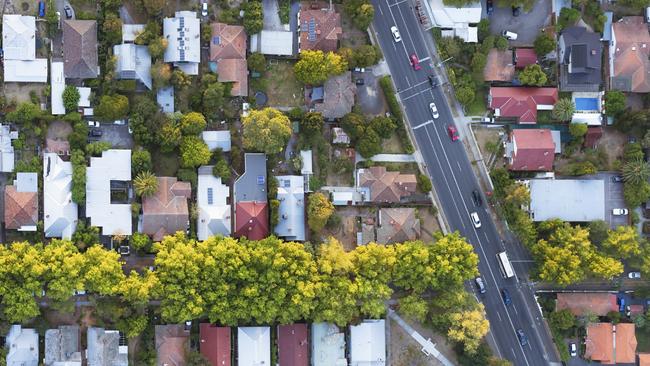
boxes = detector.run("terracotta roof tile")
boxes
[489,87,558,123]
[199,324,231,366]
[216,58,248,97]
[612,16,650,93]
[210,23,246,61]
[376,208,420,244]
[234,201,269,240]
[142,177,191,241]
[555,293,617,316]
[299,2,342,52]
[584,323,636,364]
[509,129,555,171]
[515,48,537,69]
[278,324,308,366]
[4,185,37,230]
[358,166,416,203]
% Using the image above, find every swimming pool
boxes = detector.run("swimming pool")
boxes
[574,97,599,111]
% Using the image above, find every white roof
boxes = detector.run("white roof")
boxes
[332,127,350,144]
[274,175,305,241]
[428,0,482,28]
[2,14,36,60]
[331,191,353,205]
[113,44,152,89]
[157,86,174,114]
[250,30,293,56]
[4,59,48,83]
[122,24,144,43]
[77,87,91,107]
[86,150,132,235]
[571,113,603,126]
[0,124,16,173]
[197,166,231,240]
[51,62,66,115]
[311,323,347,366]
[237,327,270,366]
[300,150,313,175]
[349,320,386,366]
[201,130,231,152]
[163,11,200,74]
[6,325,38,366]
[529,179,605,222]
[44,153,78,239]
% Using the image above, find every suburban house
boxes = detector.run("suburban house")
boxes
[357,166,417,203]
[62,20,99,79]
[425,0,481,42]
[141,177,191,241]
[278,324,309,366]
[528,178,605,222]
[44,326,82,366]
[163,11,201,75]
[584,323,636,364]
[311,323,347,366]
[313,72,356,120]
[299,2,342,53]
[238,327,270,366]
[559,26,602,92]
[375,208,420,244]
[197,166,231,240]
[202,130,232,152]
[249,30,294,56]
[514,48,537,69]
[155,325,190,366]
[2,14,48,82]
[210,23,248,97]
[349,320,386,366]
[489,87,559,124]
[483,49,515,82]
[122,24,144,43]
[274,175,306,241]
[86,150,132,236]
[505,129,558,172]
[6,325,38,366]
[234,153,268,240]
[86,327,128,366]
[555,293,618,316]
[0,124,18,172]
[113,43,153,90]
[199,324,231,366]
[5,172,38,231]
[610,16,650,93]
[44,153,78,239]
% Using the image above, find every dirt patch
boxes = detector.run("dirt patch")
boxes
[596,127,626,165]
[472,125,504,158]
[322,206,376,250]
[4,83,46,105]
[555,127,625,173]
[337,4,369,48]
[381,134,406,154]
[418,207,441,243]
[264,60,304,108]
[390,318,457,366]
[47,120,73,140]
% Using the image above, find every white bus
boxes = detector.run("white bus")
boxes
[497,251,515,279]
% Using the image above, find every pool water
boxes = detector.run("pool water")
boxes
[574,97,599,111]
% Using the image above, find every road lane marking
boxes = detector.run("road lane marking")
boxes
[397,79,429,94]
[496,310,502,322]
[420,56,431,62]
[456,160,462,172]
[401,88,433,102]
[512,348,517,360]
[388,0,407,6]
[412,120,433,130]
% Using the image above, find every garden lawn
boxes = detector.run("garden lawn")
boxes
[265,61,304,108]
[153,149,180,177]
[466,88,486,116]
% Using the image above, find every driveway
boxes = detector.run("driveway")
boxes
[262,0,284,30]
[488,0,552,46]
[581,172,628,229]
[355,68,386,116]
[92,124,133,149]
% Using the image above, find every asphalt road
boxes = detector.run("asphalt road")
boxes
[371,1,559,364]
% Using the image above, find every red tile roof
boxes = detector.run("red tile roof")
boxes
[299,2,342,52]
[4,185,37,230]
[199,324,231,366]
[210,23,248,97]
[278,324,308,366]
[585,323,636,364]
[142,177,191,241]
[515,48,537,69]
[556,293,618,316]
[234,201,269,240]
[639,353,650,366]
[489,87,558,123]
[612,16,650,93]
[358,166,417,203]
[509,129,555,171]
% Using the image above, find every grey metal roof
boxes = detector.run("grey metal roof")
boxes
[559,26,602,91]
[273,175,305,241]
[234,153,267,202]
[529,179,605,222]
[86,327,128,366]
[113,44,152,90]
[45,326,82,366]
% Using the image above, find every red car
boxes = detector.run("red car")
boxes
[410,54,421,70]
[447,124,459,141]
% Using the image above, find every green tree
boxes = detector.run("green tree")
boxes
[448,304,490,354]
[622,159,650,185]
[417,174,432,193]
[242,108,292,154]
[202,82,226,118]
[95,94,129,121]
[477,19,490,41]
[471,52,487,74]
[605,90,626,116]
[353,45,382,67]
[569,123,588,139]
[307,192,334,232]
[624,181,650,207]
[134,171,159,197]
[549,309,576,331]
[399,294,429,322]
[495,36,509,51]
[343,0,375,30]
[85,141,112,156]
[588,220,609,246]
[618,0,650,11]
[212,159,231,180]
[357,128,382,158]
[62,85,80,112]
[557,7,581,30]
[131,150,153,176]
[142,0,165,16]
[456,86,476,107]
[6,102,41,124]
[603,225,641,259]
[642,130,650,149]
[135,21,161,45]
[247,52,266,73]
[553,98,575,122]
[341,112,366,140]
[180,136,211,168]
[369,116,396,139]
[130,232,152,253]
[71,222,100,250]
[180,112,207,136]
[83,245,125,295]
[151,60,172,89]
[243,1,263,34]
[300,112,324,137]
[171,69,193,91]
[159,119,183,153]
[519,64,547,86]
[0,242,44,322]
[45,0,58,37]
[294,50,347,85]
[534,32,555,56]
[148,37,168,60]
[42,240,86,302]
[71,150,86,204]
[102,13,123,45]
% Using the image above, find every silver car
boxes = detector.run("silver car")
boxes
[429,103,439,119]
[390,26,401,42]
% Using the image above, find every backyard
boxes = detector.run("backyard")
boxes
[254,60,304,109]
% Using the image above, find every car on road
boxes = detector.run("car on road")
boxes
[447,124,459,141]
[612,208,629,216]
[114,119,127,125]
[409,54,421,70]
[502,30,518,40]
[428,74,439,87]
[501,288,511,305]
[629,271,641,279]
[475,277,486,294]
[569,343,577,357]
[201,2,208,16]
[429,103,439,119]
[511,6,521,16]
[486,0,493,14]
[516,329,528,346]
[472,189,482,207]
[611,175,624,183]
[87,121,99,128]
[470,211,481,228]
[64,5,73,19]
[390,26,401,42]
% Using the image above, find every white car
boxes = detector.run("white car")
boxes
[201,2,208,16]
[629,271,641,279]
[390,26,402,42]
[612,208,629,216]
[114,119,126,125]
[87,121,99,128]
[470,212,481,228]
[502,30,518,40]
[429,103,439,119]
[569,343,577,357]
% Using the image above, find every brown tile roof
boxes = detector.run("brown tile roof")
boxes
[299,2,342,52]
[515,48,537,69]
[612,16,650,93]
[585,322,636,364]
[4,185,37,230]
[555,293,617,316]
[583,126,603,149]
[489,87,559,123]
[509,129,555,171]
[142,177,191,241]
[358,166,417,203]
[277,324,308,366]
[484,49,515,82]
[376,208,420,244]
[210,23,246,61]
[62,20,98,79]
[155,325,189,366]
[199,324,231,366]
[639,353,650,366]
[216,58,248,97]
[234,201,269,240]
[314,72,356,119]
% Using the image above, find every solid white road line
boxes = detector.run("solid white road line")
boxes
[412,120,433,130]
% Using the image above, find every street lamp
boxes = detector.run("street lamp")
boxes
[436,57,453,68]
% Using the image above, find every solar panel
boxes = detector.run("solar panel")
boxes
[207,188,213,204]
[257,176,265,185]
[283,179,290,188]
[308,18,316,42]
[212,36,220,45]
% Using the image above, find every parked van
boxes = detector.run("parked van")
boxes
[502,30,518,40]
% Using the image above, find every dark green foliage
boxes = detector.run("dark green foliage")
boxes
[248,52,266,73]
[132,150,153,176]
[417,174,432,193]
[534,33,555,56]
[378,76,414,153]
[243,1,263,34]
[71,221,100,251]
[557,7,580,30]
[177,168,198,187]
[62,85,80,112]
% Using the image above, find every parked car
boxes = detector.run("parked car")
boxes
[114,119,126,125]
[569,343,577,357]
[63,4,73,19]
[409,53,421,70]
[429,102,439,119]
[201,2,208,16]
[475,277,486,294]
[486,0,494,14]
[472,189,482,207]
[611,175,624,183]
[390,26,402,42]
[73,289,86,296]
[38,1,45,17]
[511,6,521,16]
[353,67,365,73]
[470,211,481,228]
[355,78,365,85]
[87,121,99,128]
[516,329,528,346]
[119,246,130,256]
[89,129,102,137]
[501,288,511,305]
[502,30,518,40]
[447,124,459,141]
[629,271,641,279]
[612,208,629,216]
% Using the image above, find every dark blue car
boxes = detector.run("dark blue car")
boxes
[38,1,45,17]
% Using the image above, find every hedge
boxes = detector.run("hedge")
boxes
[378,76,415,154]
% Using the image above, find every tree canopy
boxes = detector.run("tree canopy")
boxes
[294,50,347,85]
[242,108,292,154]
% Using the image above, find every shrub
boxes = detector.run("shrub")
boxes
[417,174,432,193]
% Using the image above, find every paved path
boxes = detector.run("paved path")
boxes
[357,153,416,163]
[387,309,454,366]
